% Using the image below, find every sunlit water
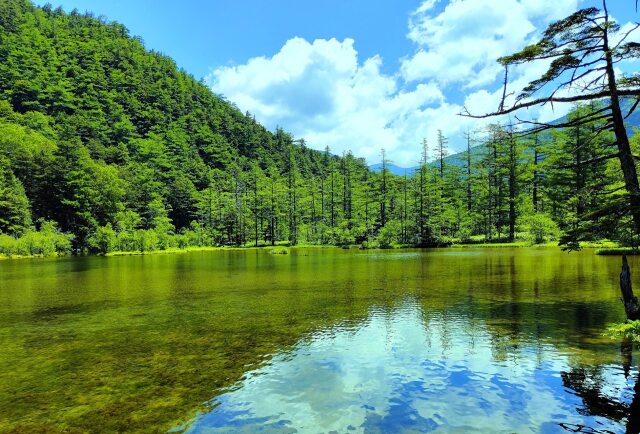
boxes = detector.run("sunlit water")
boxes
[1,248,639,433]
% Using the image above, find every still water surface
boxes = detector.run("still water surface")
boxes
[0,248,638,433]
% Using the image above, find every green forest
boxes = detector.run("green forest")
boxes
[0,0,639,257]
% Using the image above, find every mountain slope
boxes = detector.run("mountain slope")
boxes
[0,0,357,247]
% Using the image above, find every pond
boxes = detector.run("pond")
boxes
[0,248,638,433]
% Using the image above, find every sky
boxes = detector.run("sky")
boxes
[35,0,640,166]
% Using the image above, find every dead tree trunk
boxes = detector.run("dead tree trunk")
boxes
[621,255,640,320]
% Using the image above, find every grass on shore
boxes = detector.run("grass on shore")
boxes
[1,240,629,260]
[0,252,68,261]
[451,240,619,249]
[450,241,554,248]
[105,243,339,257]
[595,247,640,256]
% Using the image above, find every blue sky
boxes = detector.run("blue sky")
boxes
[36,1,639,165]
[35,0,421,78]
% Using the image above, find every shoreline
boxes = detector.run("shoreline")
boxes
[0,241,627,261]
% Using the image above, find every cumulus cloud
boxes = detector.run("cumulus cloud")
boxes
[211,38,357,128]
[402,0,579,87]
[207,0,622,166]
[209,37,446,165]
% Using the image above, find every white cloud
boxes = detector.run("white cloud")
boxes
[211,38,357,129]
[209,37,448,166]
[402,0,579,87]
[206,0,618,166]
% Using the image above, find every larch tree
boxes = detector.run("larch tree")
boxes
[436,130,448,180]
[463,130,475,212]
[380,148,389,227]
[416,138,430,245]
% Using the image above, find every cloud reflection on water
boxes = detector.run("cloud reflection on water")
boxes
[185,300,633,433]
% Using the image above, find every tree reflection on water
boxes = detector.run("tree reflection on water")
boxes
[560,340,640,434]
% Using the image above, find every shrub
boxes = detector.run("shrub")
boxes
[520,213,559,244]
[605,321,640,343]
[0,220,73,257]
[88,224,117,254]
[133,229,158,252]
[376,220,402,249]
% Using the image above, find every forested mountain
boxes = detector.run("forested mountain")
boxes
[0,0,638,257]
[0,0,373,254]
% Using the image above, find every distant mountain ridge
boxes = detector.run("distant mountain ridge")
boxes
[368,163,418,176]
[369,101,640,174]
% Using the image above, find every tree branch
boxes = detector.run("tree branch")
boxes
[514,108,610,131]
[461,89,640,119]
[613,22,640,51]
[627,98,640,119]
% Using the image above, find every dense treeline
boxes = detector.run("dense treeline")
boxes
[0,1,638,257]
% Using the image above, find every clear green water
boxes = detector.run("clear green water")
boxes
[0,248,638,433]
